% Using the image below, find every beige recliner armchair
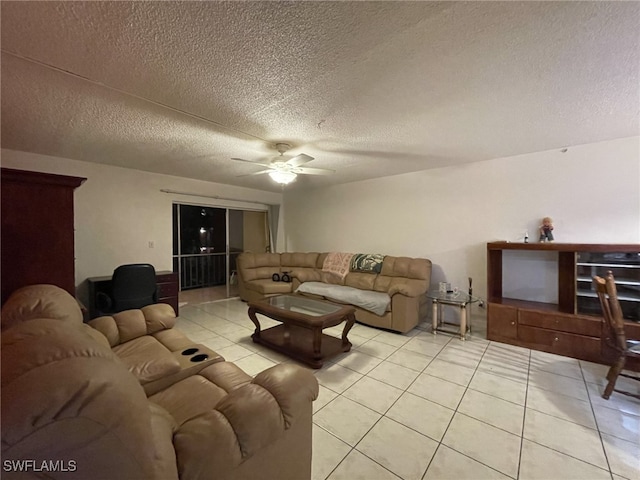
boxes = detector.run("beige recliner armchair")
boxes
[1,286,319,480]
[1,284,225,395]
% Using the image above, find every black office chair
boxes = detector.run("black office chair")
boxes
[96,264,158,314]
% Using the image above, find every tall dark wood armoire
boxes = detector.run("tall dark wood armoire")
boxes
[1,168,86,304]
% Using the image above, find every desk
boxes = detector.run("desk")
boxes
[87,271,179,319]
[427,290,478,340]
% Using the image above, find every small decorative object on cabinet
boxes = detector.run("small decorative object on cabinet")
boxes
[487,242,640,370]
[538,217,554,242]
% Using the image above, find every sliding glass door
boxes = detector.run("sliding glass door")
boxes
[172,203,269,298]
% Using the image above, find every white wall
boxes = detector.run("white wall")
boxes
[4,136,638,308]
[1,149,283,304]
[283,136,640,301]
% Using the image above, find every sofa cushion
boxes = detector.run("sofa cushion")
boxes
[281,252,319,268]
[237,253,281,281]
[112,336,181,384]
[292,269,322,283]
[1,319,171,480]
[113,309,149,343]
[345,272,377,290]
[153,328,198,351]
[374,256,431,295]
[150,362,252,425]
[89,315,121,346]
[296,282,390,316]
[141,303,177,332]
[150,374,231,425]
[88,304,178,347]
[1,284,84,331]
[245,279,292,295]
[380,256,431,279]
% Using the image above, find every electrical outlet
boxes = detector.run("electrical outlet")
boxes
[148,241,154,248]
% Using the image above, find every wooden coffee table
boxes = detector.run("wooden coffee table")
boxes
[248,295,356,368]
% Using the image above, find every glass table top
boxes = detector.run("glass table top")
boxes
[266,295,343,316]
[426,289,479,305]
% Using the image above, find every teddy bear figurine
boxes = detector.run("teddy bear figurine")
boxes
[539,216,554,242]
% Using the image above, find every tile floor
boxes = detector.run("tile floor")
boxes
[175,297,640,480]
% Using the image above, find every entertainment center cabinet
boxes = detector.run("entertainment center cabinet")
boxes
[1,168,86,304]
[487,242,640,369]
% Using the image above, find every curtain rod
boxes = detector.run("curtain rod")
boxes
[160,189,277,206]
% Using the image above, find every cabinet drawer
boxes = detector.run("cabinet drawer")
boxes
[488,303,518,340]
[518,325,601,361]
[519,311,601,337]
[157,281,178,298]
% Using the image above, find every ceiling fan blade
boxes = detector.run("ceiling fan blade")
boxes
[295,166,335,176]
[231,158,271,167]
[231,157,255,162]
[237,169,272,177]
[286,153,314,167]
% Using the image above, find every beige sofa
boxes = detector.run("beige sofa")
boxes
[1,284,224,396]
[86,305,228,395]
[237,252,431,333]
[1,285,319,480]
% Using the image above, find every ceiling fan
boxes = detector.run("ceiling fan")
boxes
[231,143,334,184]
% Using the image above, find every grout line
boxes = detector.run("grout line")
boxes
[187,297,639,480]
[316,334,455,479]
[515,348,532,480]
[582,361,615,477]
[421,335,527,480]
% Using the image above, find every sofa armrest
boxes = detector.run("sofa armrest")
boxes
[173,364,318,479]
[388,280,428,297]
[88,304,177,347]
[251,364,319,427]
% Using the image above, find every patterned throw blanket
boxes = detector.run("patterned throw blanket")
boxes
[350,253,385,274]
[322,252,354,279]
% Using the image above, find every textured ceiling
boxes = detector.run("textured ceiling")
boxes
[1,1,638,192]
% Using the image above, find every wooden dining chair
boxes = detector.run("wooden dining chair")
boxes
[593,271,640,400]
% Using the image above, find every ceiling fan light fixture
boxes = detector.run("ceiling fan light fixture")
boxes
[269,170,297,185]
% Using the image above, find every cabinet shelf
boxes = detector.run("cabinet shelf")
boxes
[576,250,640,321]
[576,277,640,286]
[576,289,640,303]
[577,276,640,287]
[576,262,640,269]
[489,297,561,312]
